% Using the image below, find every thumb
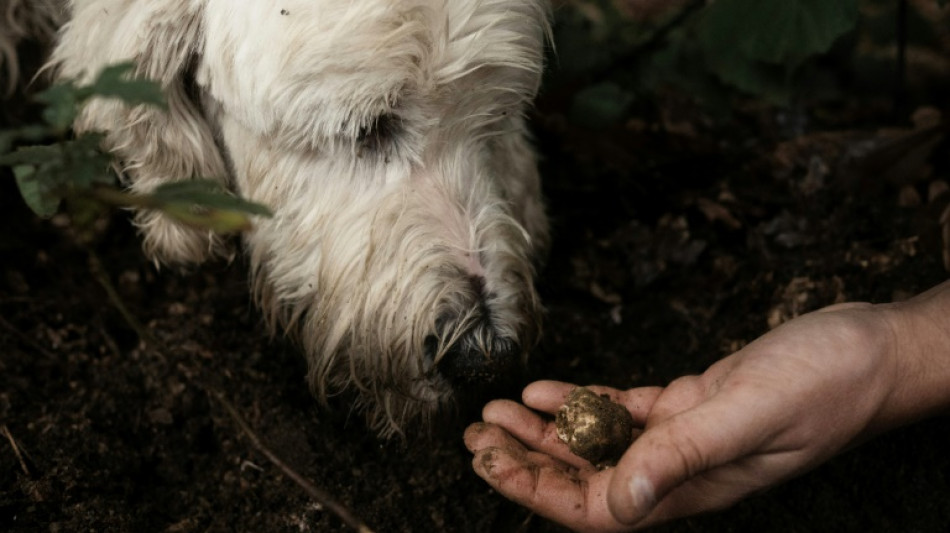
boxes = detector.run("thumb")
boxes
[606,388,775,525]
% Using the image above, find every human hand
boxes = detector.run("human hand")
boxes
[465,298,948,531]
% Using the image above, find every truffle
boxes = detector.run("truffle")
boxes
[556,387,635,467]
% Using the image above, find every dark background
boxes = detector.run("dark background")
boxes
[3,1,950,531]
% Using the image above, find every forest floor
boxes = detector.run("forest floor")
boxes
[4,10,950,533]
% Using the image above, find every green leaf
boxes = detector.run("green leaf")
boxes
[1,61,263,236]
[150,180,274,217]
[89,62,166,109]
[700,0,859,67]
[0,145,62,166]
[696,0,858,102]
[14,165,61,217]
[90,180,272,233]
[569,82,635,128]
[36,82,81,130]
[59,134,116,188]
[703,47,793,104]
[11,125,54,144]
[34,63,166,132]
[66,152,116,188]
[161,205,258,234]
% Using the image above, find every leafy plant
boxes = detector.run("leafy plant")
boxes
[552,0,869,125]
[0,62,271,233]
[698,0,859,99]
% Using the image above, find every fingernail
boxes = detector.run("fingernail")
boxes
[478,449,498,475]
[468,422,489,435]
[629,474,656,514]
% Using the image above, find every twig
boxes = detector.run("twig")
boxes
[895,0,908,116]
[0,315,57,359]
[94,316,123,359]
[212,391,375,533]
[2,424,32,477]
[1,424,45,502]
[86,249,158,347]
[82,247,372,531]
[588,0,705,84]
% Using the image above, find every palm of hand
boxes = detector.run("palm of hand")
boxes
[465,304,896,531]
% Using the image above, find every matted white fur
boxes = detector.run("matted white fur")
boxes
[23,0,551,436]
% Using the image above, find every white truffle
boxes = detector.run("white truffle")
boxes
[556,387,635,467]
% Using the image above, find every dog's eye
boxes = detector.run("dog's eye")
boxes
[357,113,399,154]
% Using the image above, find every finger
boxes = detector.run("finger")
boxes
[471,447,627,533]
[464,421,510,453]
[815,302,872,314]
[521,380,577,413]
[623,464,767,529]
[644,375,708,427]
[481,399,592,469]
[613,387,664,424]
[469,423,760,531]
[523,380,664,424]
[606,386,777,525]
[464,422,581,472]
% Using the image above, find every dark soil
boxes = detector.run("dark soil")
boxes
[4,19,950,533]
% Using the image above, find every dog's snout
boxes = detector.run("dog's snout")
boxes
[436,334,521,387]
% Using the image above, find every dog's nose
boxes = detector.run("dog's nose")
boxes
[437,335,522,387]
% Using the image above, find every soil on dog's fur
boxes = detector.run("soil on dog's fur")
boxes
[4,37,950,533]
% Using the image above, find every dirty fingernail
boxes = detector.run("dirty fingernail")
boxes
[629,474,656,515]
[465,422,488,435]
[476,448,500,476]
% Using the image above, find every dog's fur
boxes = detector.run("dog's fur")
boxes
[1,0,63,95]
[4,0,550,436]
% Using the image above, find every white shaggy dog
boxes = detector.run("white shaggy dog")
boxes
[4,0,550,436]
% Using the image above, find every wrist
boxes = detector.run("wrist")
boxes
[876,281,950,430]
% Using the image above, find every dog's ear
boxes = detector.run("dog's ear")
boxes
[51,0,230,265]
